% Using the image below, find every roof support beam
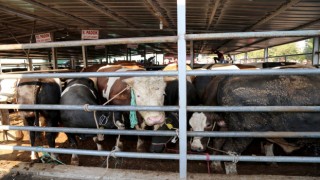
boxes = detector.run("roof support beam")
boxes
[0,4,68,28]
[144,0,175,29]
[79,0,136,27]
[219,0,301,53]
[21,0,100,27]
[206,0,221,30]
[245,0,301,31]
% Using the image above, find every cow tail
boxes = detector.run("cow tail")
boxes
[33,82,42,127]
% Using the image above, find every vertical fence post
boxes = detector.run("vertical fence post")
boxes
[264,47,268,62]
[313,37,319,65]
[177,0,187,179]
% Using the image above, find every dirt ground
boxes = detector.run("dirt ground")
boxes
[1,112,320,177]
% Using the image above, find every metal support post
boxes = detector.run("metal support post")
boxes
[190,41,194,69]
[177,0,187,179]
[264,47,268,62]
[82,46,88,68]
[313,37,319,65]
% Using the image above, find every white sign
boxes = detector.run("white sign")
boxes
[127,44,138,49]
[82,30,99,40]
[35,33,52,43]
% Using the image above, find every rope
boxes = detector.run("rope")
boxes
[38,146,65,165]
[102,86,130,106]
[106,146,120,169]
[227,151,239,164]
[129,89,138,128]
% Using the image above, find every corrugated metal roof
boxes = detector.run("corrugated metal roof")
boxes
[0,0,319,59]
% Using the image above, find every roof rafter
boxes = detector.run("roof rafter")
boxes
[0,4,68,28]
[228,17,320,54]
[79,0,136,28]
[218,0,301,52]
[144,0,175,29]
[206,0,221,30]
[21,0,100,28]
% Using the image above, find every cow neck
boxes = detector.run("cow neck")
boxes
[61,83,96,99]
[105,68,130,100]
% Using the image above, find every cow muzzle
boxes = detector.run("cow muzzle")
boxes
[191,138,206,152]
[145,113,165,126]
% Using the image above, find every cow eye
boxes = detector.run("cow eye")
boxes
[137,95,140,98]
[205,124,213,130]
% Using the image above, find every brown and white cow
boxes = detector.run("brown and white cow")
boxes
[96,65,169,151]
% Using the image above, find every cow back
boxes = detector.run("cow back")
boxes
[216,75,320,131]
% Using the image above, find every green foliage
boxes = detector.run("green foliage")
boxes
[303,38,313,53]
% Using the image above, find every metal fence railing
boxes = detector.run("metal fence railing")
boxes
[0,1,320,178]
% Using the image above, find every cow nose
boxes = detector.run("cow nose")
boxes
[191,145,204,152]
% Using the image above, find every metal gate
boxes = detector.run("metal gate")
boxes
[1,1,320,179]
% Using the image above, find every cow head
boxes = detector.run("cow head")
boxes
[123,76,167,126]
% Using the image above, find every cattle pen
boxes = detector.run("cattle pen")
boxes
[1,0,320,179]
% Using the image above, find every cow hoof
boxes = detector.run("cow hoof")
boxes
[71,158,80,166]
[211,161,224,173]
[137,147,145,152]
[224,162,238,175]
[31,158,40,163]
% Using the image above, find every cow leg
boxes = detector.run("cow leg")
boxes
[222,137,253,175]
[262,141,278,166]
[210,137,226,173]
[25,116,39,162]
[45,116,59,161]
[136,122,147,152]
[93,136,105,161]
[67,133,79,166]
[0,107,10,141]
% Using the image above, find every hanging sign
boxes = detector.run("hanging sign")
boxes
[35,33,52,43]
[81,30,99,40]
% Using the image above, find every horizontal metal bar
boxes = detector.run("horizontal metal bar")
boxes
[0,125,177,136]
[187,69,320,76]
[2,125,320,138]
[0,104,178,111]
[188,154,320,163]
[188,131,320,138]
[0,36,178,50]
[1,69,319,80]
[185,30,320,41]
[1,145,320,163]
[187,106,320,112]
[0,71,178,79]
[2,104,320,112]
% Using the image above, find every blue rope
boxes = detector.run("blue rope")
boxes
[130,89,138,128]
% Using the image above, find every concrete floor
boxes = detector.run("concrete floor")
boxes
[0,160,319,180]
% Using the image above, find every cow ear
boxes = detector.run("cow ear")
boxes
[122,77,134,86]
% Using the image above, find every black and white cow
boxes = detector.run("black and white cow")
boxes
[17,78,61,161]
[150,79,201,153]
[60,78,119,165]
[189,75,320,174]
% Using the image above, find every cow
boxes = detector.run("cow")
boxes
[188,75,320,174]
[150,79,201,153]
[16,78,61,162]
[96,65,169,151]
[0,79,18,141]
[60,78,119,165]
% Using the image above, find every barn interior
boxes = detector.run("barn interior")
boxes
[0,0,319,71]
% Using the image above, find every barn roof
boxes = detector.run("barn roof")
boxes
[0,0,319,59]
